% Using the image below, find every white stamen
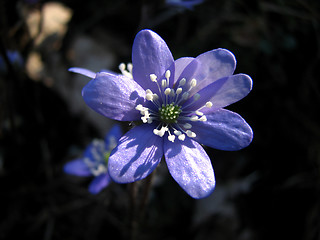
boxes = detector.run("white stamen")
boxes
[165,70,171,87]
[150,74,157,82]
[176,87,182,95]
[190,78,197,88]
[174,130,182,136]
[165,70,171,79]
[135,104,143,111]
[181,92,189,100]
[168,135,175,142]
[205,101,213,108]
[161,79,167,88]
[119,63,125,71]
[164,88,171,95]
[118,63,133,78]
[178,134,186,141]
[190,115,198,121]
[146,93,153,101]
[158,126,167,137]
[153,93,159,101]
[193,93,201,101]
[183,123,192,129]
[146,89,153,94]
[141,116,148,123]
[179,78,186,86]
[195,110,203,116]
[186,130,196,138]
[127,63,133,73]
[199,115,207,121]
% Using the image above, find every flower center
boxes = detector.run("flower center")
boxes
[84,140,108,176]
[132,68,212,143]
[159,103,182,124]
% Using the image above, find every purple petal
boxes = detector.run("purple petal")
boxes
[173,57,194,85]
[64,159,92,177]
[69,67,96,78]
[132,29,174,92]
[164,137,215,199]
[108,124,163,183]
[88,173,112,194]
[189,48,236,96]
[192,108,253,151]
[174,58,200,93]
[184,74,253,110]
[82,72,145,121]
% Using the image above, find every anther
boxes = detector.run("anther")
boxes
[168,135,175,142]
[195,110,203,116]
[178,134,186,141]
[153,93,159,101]
[193,93,201,101]
[181,92,189,100]
[165,70,171,80]
[190,78,197,88]
[174,130,182,136]
[186,130,196,138]
[176,87,182,95]
[199,116,207,121]
[190,115,198,121]
[205,101,213,108]
[127,63,133,73]
[183,123,192,129]
[146,93,153,101]
[164,88,171,95]
[150,74,157,82]
[162,79,167,88]
[179,78,186,86]
[135,104,143,111]
[119,63,125,71]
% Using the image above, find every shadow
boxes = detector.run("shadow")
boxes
[164,135,198,159]
[111,124,164,181]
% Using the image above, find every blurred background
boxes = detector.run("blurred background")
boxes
[1,0,319,239]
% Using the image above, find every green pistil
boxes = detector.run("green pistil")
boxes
[159,103,182,124]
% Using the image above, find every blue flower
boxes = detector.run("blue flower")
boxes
[69,29,253,199]
[166,0,204,10]
[64,124,122,194]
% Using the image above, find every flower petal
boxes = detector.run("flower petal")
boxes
[88,173,112,194]
[82,72,145,121]
[132,29,174,92]
[173,57,194,85]
[64,159,92,177]
[108,124,163,183]
[192,108,253,151]
[189,48,236,96]
[69,67,96,78]
[184,74,253,110]
[164,137,215,199]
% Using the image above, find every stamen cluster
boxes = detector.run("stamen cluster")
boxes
[130,67,212,143]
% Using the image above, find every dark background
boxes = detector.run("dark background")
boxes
[1,0,319,239]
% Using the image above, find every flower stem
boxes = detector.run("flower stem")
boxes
[128,171,155,240]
